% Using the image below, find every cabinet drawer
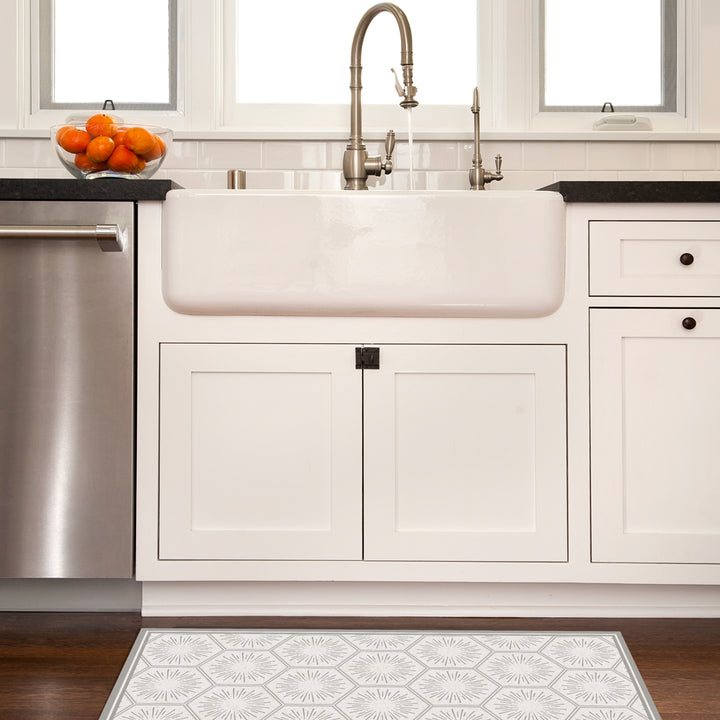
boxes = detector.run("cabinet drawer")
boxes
[589,221,720,296]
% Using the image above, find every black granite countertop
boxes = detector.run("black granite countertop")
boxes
[0,178,178,202]
[541,181,720,203]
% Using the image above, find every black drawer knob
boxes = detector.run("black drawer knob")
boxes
[682,316,697,330]
[679,252,695,266]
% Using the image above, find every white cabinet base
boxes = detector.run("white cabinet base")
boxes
[141,580,720,618]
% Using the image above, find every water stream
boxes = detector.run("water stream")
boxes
[406,108,415,191]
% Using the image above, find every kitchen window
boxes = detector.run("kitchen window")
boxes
[32,0,179,119]
[539,0,678,113]
[222,0,477,134]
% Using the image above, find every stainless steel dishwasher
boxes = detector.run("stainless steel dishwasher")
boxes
[0,200,134,578]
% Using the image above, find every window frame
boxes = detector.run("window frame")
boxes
[537,0,678,114]
[35,0,180,113]
[24,0,194,131]
[526,0,689,132]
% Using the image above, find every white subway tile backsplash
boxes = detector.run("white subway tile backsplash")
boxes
[587,142,650,170]
[651,142,717,170]
[524,142,586,170]
[395,141,459,170]
[294,170,344,190]
[197,141,262,169]
[159,169,229,189]
[263,142,327,170]
[618,170,685,181]
[554,170,619,182]
[163,140,200,169]
[246,171,294,190]
[497,170,555,191]
[39,167,69,179]
[424,171,466,191]
[683,170,720,180]
[390,171,428,191]
[459,142,524,174]
[3,135,720,189]
[6,139,57,168]
[0,167,39,178]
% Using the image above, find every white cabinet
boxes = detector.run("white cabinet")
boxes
[363,345,567,562]
[159,343,362,560]
[590,309,720,564]
[158,343,568,564]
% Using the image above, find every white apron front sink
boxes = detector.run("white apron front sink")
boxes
[162,189,566,317]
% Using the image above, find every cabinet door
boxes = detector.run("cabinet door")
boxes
[159,344,362,560]
[590,310,720,564]
[363,345,567,562]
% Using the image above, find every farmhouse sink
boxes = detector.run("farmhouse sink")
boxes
[161,189,566,317]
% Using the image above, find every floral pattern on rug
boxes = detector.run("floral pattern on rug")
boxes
[100,631,660,720]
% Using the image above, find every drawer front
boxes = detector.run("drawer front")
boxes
[589,221,720,296]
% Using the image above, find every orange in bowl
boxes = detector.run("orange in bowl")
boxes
[86,136,115,163]
[123,127,155,155]
[85,113,118,138]
[58,128,90,154]
[141,134,166,162]
[74,153,108,173]
[107,145,146,174]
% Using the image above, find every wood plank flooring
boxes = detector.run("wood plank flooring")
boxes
[0,614,718,720]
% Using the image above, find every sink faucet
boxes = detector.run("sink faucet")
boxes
[343,3,418,190]
[469,87,503,190]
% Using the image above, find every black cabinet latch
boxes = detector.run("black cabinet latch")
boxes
[355,347,380,369]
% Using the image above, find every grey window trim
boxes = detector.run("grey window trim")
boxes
[37,0,178,111]
[538,0,677,113]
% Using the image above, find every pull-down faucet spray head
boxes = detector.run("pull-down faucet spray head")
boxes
[392,67,418,109]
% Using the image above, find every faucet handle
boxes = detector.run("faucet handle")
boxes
[495,155,503,174]
[385,129,396,159]
[391,68,404,98]
[380,129,395,175]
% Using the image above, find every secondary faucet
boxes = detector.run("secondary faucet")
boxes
[343,3,418,190]
[468,87,503,190]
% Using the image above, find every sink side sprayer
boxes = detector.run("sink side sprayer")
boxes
[343,3,418,190]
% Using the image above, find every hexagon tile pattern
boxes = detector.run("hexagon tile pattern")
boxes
[99,630,660,720]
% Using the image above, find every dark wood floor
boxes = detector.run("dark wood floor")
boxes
[0,614,718,720]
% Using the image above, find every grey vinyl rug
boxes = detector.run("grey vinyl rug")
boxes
[99,630,661,720]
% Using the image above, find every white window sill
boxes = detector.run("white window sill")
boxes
[3,128,720,142]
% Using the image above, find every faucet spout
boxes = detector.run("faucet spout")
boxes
[344,3,418,190]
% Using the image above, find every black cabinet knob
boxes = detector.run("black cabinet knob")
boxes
[682,316,697,330]
[679,252,695,266]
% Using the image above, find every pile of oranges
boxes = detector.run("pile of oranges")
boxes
[55,114,166,174]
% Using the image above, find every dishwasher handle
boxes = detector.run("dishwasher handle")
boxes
[0,223,125,252]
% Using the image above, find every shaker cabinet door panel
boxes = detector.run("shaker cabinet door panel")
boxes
[362,345,568,562]
[590,309,720,564]
[159,343,362,560]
